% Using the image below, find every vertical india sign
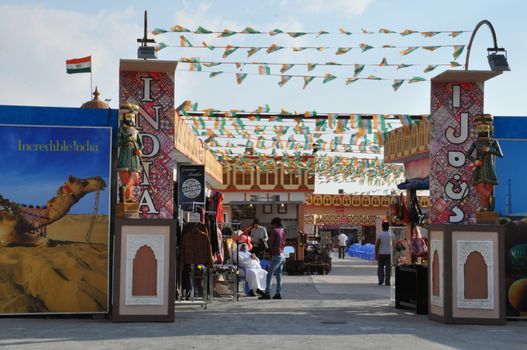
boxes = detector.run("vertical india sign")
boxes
[119,60,177,219]
[429,71,501,224]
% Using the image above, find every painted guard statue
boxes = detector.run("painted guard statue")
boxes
[117,103,143,204]
[467,114,503,213]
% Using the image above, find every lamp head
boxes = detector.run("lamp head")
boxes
[487,48,510,71]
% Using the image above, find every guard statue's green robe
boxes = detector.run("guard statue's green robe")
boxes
[117,126,142,172]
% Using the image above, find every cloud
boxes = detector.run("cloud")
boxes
[0,4,141,108]
[280,0,374,16]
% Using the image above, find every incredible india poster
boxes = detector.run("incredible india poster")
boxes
[0,124,111,314]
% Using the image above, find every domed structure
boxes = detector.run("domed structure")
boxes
[81,87,110,109]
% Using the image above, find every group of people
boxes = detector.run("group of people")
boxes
[236,217,287,300]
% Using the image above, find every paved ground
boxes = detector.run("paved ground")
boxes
[0,255,525,350]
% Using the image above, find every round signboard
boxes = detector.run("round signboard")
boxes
[182,178,201,199]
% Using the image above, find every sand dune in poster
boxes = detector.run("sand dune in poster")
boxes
[0,215,108,313]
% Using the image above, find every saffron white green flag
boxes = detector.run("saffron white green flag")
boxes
[66,56,91,74]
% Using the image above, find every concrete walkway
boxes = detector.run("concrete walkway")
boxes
[0,255,525,349]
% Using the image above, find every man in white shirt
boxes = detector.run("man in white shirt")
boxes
[375,222,393,286]
[250,219,268,258]
[337,232,348,259]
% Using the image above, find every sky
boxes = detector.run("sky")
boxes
[0,0,526,194]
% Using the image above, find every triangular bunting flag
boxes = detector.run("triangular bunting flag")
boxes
[269,29,284,36]
[209,71,223,78]
[242,27,261,34]
[392,79,404,91]
[196,26,212,34]
[422,46,441,51]
[258,64,271,75]
[379,28,396,34]
[152,28,168,35]
[339,27,352,35]
[303,76,315,89]
[307,63,318,71]
[171,25,190,32]
[219,29,237,37]
[359,43,374,52]
[397,64,412,69]
[280,64,294,73]
[287,32,306,38]
[266,44,284,54]
[353,64,365,77]
[223,45,239,58]
[335,47,352,55]
[202,41,216,50]
[421,31,440,37]
[316,30,329,38]
[449,31,464,38]
[423,65,439,73]
[400,29,417,36]
[293,47,308,52]
[346,77,359,85]
[236,73,248,84]
[379,57,389,66]
[452,45,465,60]
[247,47,262,57]
[323,73,337,84]
[409,76,426,83]
[400,47,419,55]
[278,75,293,87]
[180,35,193,47]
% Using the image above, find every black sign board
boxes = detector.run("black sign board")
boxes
[177,164,205,211]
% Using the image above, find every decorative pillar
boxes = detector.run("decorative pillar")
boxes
[119,60,177,219]
[428,70,505,325]
[429,70,501,225]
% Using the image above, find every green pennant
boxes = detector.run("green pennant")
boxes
[269,29,284,36]
[156,42,168,51]
[303,76,315,89]
[392,79,404,91]
[316,30,329,38]
[323,74,337,84]
[353,64,365,77]
[287,32,307,38]
[209,71,223,78]
[196,26,212,34]
[379,57,389,66]
[346,77,359,85]
[359,43,374,53]
[397,64,412,69]
[423,65,439,73]
[335,47,352,55]
[452,45,465,60]
[409,76,426,83]
[223,45,239,58]
[242,27,261,34]
[180,35,193,47]
[339,28,352,35]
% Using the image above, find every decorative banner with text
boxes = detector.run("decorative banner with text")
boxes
[119,60,177,219]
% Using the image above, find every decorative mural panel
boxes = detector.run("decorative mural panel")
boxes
[120,65,175,219]
[430,240,444,307]
[430,81,483,224]
[456,240,494,309]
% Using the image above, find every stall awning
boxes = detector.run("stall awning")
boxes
[397,177,429,190]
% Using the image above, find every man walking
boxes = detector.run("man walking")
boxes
[375,222,393,286]
[259,217,286,300]
[337,231,348,259]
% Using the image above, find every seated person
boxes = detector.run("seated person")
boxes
[237,243,267,296]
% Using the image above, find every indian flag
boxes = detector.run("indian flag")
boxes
[66,56,91,74]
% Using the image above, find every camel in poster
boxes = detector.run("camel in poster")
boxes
[0,175,106,247]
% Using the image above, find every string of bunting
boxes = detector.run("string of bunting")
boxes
[157,38,466,60]
[218,154,404,186]
[177,68,430,90]
[177,57,462,74]
[152,25,469,38]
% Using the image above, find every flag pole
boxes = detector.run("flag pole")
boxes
[90,56,93,98]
